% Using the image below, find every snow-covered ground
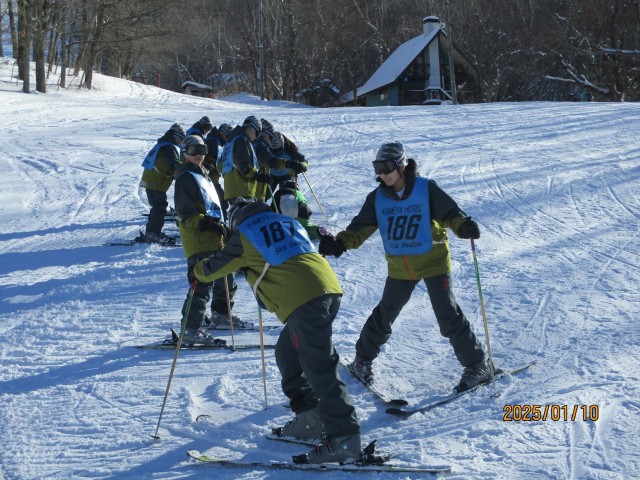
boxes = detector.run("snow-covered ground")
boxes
[1,56,639,479]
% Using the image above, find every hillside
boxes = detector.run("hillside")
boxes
[1,57,639,479]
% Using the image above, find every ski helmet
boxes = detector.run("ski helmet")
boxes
[183,135,208,156]
[372,141,407,175]
[226,198,255,230]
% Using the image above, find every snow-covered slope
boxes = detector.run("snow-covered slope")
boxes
[1,57,639,479]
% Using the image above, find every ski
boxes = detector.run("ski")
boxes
[339,356,408,407]
[142,213,177,219]
[206,323,281,332]
[105,231,180,247]
[386,360,537,417]
[143,207,176,218]
[132,330,275,351]
[186,440,451,473]
[104,240,181,247]
[134,341,275,351]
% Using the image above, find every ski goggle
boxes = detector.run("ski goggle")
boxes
[372,159,398,175]
[186,144,208,156]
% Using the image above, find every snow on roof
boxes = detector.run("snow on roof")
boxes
[181,80,212,91]
[357,29,439,97]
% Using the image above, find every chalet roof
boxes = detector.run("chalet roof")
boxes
[356,29,440,97]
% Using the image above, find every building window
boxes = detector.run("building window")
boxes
[380,90,387,101]
[406,51,427,79]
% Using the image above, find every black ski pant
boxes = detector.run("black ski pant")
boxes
[355,273,485,368]
[144,189,168,234]
[275,294,360,440]
[182,252,236,330]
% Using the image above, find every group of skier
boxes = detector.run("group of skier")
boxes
[139,118,488,464]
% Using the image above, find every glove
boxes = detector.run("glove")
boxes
[298,202,312,219]
[318,228,346,258]
[289,161,306,174]
[199,215,229,238]
[255,171,272,183]
[457,218,480,239]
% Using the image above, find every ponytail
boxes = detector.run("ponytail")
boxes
[404,158,418,178]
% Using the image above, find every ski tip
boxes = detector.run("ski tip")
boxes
[186,450,202,460]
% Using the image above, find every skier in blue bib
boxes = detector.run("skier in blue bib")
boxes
[174,135,245,342]
[319,142,488,392]
[191,200,362,464]
[139,123,185,244]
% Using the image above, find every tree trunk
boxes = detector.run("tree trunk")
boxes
[0,8,4,57]
[83,1,106,90]
[17,0,26,80]
[8,0,18,59]
[20,0,32,92]
[47,29,59,75]
[74,1,89,77]
[59,27,67,88]
[47,4,60,76]
[34,0,47,93]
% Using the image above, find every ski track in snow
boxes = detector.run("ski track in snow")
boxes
[1,58,639,479]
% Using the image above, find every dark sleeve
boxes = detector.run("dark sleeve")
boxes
[428,179,467,223]
[233,137,256,176]
[161,144,180,173]
[254,141,282,170]
[285,137,307,165]
[174,174,202,223]
[199,231,248,279]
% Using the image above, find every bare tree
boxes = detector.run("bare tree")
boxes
[32,0,49,92]
[0,2,4,57]
[11,0,638,101]
[6,0,19,59]
[18,0,33,91]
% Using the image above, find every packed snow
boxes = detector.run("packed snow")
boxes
[1,56,639,480]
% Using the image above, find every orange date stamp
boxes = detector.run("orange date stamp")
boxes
[503,404,599,422]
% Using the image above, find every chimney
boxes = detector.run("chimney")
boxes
[423,16,440,36]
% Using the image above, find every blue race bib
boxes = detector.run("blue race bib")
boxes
[237,211,313,265]
[375,177,433,255]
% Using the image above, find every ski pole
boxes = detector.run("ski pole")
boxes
[151,279,197,440]
[301,172,332,228]
[470,239,496,380]
[252,262,271,410]
[224,276,236,350]
[257,305,269,410]
[269,183,280,214]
